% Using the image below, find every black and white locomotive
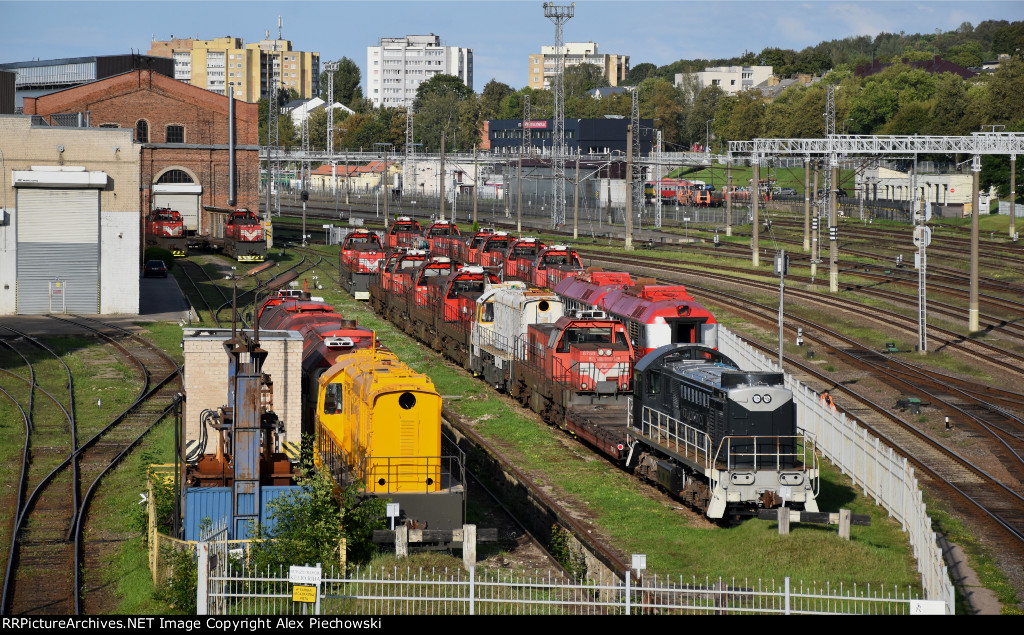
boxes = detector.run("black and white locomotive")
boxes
[628,344,819,518]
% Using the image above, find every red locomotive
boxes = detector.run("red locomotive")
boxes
[422,220,461,254]
[354,240,817,519]
[338,229,386,300]
[257,289,377,431]
[384,216,424,251]
[145,207,187,257]
[224,209,266,262]
[554,270,717,358]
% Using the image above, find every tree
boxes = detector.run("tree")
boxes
[716,90,767,142]
[320,57,363,107]
[983,58,1024,127]
[563,63,609,99]
[479,79,514,121]
[412,74,474,112]
[624,62,657,85]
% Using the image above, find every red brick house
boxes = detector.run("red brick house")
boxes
[22,69,259,236]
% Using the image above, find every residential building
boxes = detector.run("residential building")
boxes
[148,36,320,102]
[528,42,629,90]
[0,55,173,110]
[283,97,354,128]
[367,34,473,108]
[676,65,774,95]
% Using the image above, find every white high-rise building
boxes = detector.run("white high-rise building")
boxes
[367,34,473,108]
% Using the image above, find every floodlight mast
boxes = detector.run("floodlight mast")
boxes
[544,2,574,228]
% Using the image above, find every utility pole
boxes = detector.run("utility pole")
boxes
[725,161,732,236]
[803,157,811,251]
[751,156,759,267]
[969,154,981,332]
[829,157,838,293]
[439,135,446,221]
[625,124,634,250]
[473,144,479,227]
[573,152,580,240]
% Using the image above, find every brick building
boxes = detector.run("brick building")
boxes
[22,69,259,237]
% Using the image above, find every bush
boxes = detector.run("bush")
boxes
[144,246,175,269]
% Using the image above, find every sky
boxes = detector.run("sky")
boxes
[3,0,1023,92]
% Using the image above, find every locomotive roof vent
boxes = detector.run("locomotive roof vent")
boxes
[397,216,412,221]
[570,309,606,320]
[408,249,426,256]
[460,265,485,274]
[325,336,355,349]
[550,245,569,250]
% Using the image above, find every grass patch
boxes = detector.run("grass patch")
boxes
[303,253,921,591]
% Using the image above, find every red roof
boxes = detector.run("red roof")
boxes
[311,161,396,177]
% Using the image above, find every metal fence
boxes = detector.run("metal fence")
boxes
[198,546,929,615]
[716,327,955,613]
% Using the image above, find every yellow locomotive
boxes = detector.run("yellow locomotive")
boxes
[313,346,465,531]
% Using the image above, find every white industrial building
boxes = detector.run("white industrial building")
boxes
[366,34,473,108]
[0,115,141,315]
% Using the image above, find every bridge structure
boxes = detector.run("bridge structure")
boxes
[729,133,1024,343]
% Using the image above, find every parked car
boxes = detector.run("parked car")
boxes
[776,187,798,196]
[143,260,168,278]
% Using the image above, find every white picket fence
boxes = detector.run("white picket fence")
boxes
[197,548,935,615]
[717,327,955,613]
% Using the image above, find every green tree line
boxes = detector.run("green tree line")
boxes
[260,20,1024,199]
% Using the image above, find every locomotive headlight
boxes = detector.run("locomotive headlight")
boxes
[763,394,772,404]
[752,394,762,403]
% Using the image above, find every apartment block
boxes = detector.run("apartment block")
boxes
[148,36,319,102]
[528,42,629,90]
[677,65,774,95]
[367,34,473,108]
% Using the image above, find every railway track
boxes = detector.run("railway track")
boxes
[0,317,181,615]
[579,249,1024,385]
[580,251,1024,551]
[295,244,632,576]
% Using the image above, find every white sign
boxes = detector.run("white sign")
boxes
[289,565,322,586]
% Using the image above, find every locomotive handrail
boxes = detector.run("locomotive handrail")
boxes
[715,435,818,474]
[630,403,714,470]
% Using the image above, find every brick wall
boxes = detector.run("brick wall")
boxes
[183,329,304,454]
[23,70,260,231]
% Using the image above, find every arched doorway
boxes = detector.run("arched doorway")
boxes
[152,168,202,234]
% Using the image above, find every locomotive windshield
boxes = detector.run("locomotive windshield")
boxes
[557,326,629,352]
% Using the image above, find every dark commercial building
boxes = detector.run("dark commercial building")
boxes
[0,54,174,110]
[487,117,655,156]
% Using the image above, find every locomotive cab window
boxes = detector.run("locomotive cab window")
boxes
[480,302,494,323]
[323,383,343,415]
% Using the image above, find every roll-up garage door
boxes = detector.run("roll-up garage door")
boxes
[153,192,201,233]
[16,189,100,314]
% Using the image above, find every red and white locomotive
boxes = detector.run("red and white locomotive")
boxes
[224,209,266,262]
[338,229,386,300]
[145,207,187,257]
